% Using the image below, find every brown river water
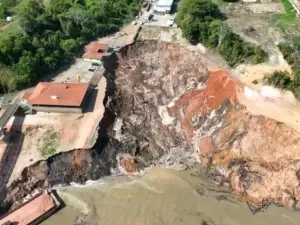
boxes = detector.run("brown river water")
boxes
[41,167,300,225]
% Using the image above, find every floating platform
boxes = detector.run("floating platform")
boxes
[0,190,61,225]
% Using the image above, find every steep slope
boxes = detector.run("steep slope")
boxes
[112,40,300,210]
[4,40,300,213]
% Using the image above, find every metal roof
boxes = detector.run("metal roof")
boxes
[154,5,171,11]
[156,0,174,7]
[27,82,89,107]
[82,42,109,59]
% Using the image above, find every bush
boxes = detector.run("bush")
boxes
[176,0,267,66]
[263,70,300,99]
[264,70,292,89]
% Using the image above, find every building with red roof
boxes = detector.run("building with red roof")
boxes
[82,42,109,63]
[25,82,89,113]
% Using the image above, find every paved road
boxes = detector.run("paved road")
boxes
[0,103,20,128]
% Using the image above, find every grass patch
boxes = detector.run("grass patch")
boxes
[269,0,297,33]
[0,21,21,39]
[278,0,297,21]
[267,0,300,35]
[41,131,59,158]
[11,0,31,14]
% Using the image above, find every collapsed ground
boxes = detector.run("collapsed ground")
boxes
[4,39,300,212]
[3,0,300,214]
[113,40,300,210]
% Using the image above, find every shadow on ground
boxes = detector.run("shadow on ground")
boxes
[0,116,25,213]
[83,88,98,113]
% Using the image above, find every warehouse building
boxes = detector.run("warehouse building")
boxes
[153,0,174,14]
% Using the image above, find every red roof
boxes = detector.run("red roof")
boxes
[20,91,32,100]
[82,42,109,59]
[27,82,89,107]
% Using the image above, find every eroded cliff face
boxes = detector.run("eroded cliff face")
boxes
[4,40,300,212]
[113,40,300,210]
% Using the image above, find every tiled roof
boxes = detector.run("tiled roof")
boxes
[27,82,89,107]
[20,91,32,100]
[82,42,109,59]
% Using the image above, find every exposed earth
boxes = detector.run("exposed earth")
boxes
[3,27,300,214]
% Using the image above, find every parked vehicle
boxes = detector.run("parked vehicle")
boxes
[88,65,96,71]
[167,18,175,26]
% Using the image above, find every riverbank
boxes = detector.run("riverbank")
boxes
[41,167,300,225]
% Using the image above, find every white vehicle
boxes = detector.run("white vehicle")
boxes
[88,65,96,71]
[167,18,175,26]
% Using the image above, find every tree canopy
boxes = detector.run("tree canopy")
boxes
[176,0,267,66]
[0,0,140,93]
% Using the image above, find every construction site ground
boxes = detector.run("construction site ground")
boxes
[0,75,106,187]
[0,22,143,189]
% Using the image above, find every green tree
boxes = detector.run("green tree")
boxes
[176,0,266,66]
[60,38,79,54]
[0,67,16,93]
[0,0,141,93]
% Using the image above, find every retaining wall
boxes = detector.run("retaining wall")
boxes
[32,106,83,114]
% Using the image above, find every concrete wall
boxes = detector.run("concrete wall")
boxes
[32,106,83,114]
[83,58,102,63]
[242,0,257,3]
[89,66,105,87]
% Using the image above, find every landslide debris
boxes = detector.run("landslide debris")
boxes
[112,40,300,210]
[4,40,300,213]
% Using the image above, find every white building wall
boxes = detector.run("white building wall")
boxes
[83,58,102,63]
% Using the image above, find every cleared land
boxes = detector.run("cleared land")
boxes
[0,21,142,187]
[0,73,106,186]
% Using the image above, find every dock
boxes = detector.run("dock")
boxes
[0,190,61,225]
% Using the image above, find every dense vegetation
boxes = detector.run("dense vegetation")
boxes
[265,37,300,99]
[0,0,18,19]
[0,0,140,93]
[176,0,267,66]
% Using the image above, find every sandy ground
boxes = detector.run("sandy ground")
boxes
[73,76,106,149]
[236,85,300,134]
[143,13,175,27]
[0,76,106,185]
[98,22,141,48]
[232,62,292,90]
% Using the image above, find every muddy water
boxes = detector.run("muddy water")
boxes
[41,168,300,225]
